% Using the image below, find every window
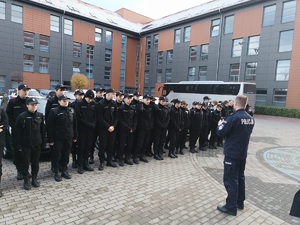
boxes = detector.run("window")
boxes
[167,50,173,64]
[157,52,163,65]
[23,55,34,72]
[73,62,81,73]
[183,26,191,42]
[73,42,81,57]
[156,69,162,82]
[144,70,149,84]
[105,49,112,62]
[174,29,181,44]
[153,34,158,48]
[146,36,151,49]
[273,89,287,107]
[39,57,49,73]
[64,19,73,35]
[120,69,125,91]
[189,46,197,62]
[40,35,49,52]
[282,0,296,23]
[232,39,243,57]
[229,64,240,81]
[106,31,112,45]
[263,5,276,27]
[224,15,234,34]
[0,75,5,92]
[279,30,294,52]
[50,15,60,32]
[104,67,111,80]
[95,28,102,42]
[200,44,208,60]
[146,53,150,66]
[11,4,22,24]
[24,32,34,49]
[211,18,220,37]
[0,2,5,20]
[121,52,126,65]
[188,67,196,81]
[245,62,257,81]
[248,36,260,55]
[165,69,172,82]
[199,66,207,81]
[256,89,267,106]
[87,45,94,59]
[86,64,94,78]
[276,60,290,81]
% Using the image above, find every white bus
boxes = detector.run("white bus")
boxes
[161,81,256,108]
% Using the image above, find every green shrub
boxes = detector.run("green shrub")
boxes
[255,106,300,118]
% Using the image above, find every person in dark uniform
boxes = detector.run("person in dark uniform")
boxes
[96,88,118,170]
[47,95,78,182]
[0,106,8,197]
[133,94,153,164]
[145,96,156,157]
[6,84,31,180]
[216,95,254,216]
[70,89,84,169]
[177,101,189,155]
[117,94,137,166]
[45,84,67,172]
[199,103,210,151]
[189,102,203,153]
[209,103,222,149]
[153,96,170,160]
[89,87,105,164]
[130,91,141,158]
[168,99,182,158]
[75,90,96,174]
[113,92,124,161]
[14,98,45,190]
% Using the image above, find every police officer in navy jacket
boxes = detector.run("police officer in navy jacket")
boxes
[216,95,254,216]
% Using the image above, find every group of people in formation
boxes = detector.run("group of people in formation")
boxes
[0,83,253,193]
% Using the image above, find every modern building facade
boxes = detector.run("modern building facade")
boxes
[0,0,299,108]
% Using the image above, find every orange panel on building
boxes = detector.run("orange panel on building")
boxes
[23,7,50,35]
[286,2,300,108]
[111,32,122,90]
[190,20,210,46]
[125,37,138,88]
[23,72,50,89]
[73,20,95,46]
[232,7,263,39]
[115,8,153,24]
[138,37,146,94]
[158,30,174,52]
[155,82,164,97]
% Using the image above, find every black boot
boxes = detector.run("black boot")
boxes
[54,173,62,182]
[78,165,84,174]
[32,176,40,188]
[168,150,175,158]
[72,161,78,168]
[83,160,94,171]
[17,170,24,180]
[179,149,184,155]
[23,176,31,190]
[172,150,178,158]
[98,162,104,171]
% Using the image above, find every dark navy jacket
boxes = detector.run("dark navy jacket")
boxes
[216,109,254,159]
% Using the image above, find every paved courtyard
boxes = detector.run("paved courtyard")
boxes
[0,115,300,224]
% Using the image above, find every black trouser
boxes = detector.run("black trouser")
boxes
[223,156,246,212]
[78,129,94,167]
[153,127,167,156]
[168,129,179,152]
[113,126,120,159]
[20,146,41,178]
[178,128,188,150]
[118,131,134,160]
[12,129,21,172]
[189,128,201,149]
[146,130,154,154]
[52,139,72,173]
[134,128,151,159]
[0,145,3,178]
[90,124,99,159]
[98,129,116,163]
[71,141,78,163]
[200,126,209,147]
[210,125,218,146]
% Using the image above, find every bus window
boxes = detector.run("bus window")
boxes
[244,84,256,94]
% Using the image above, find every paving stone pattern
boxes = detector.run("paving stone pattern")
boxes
[0,115,299,224]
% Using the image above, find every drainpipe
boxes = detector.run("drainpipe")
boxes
[215,7,223,81]
[60,10,65,85]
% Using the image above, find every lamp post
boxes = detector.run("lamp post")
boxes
[238,41,245,82]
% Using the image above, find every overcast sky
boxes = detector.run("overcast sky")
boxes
[82,0,211,19]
